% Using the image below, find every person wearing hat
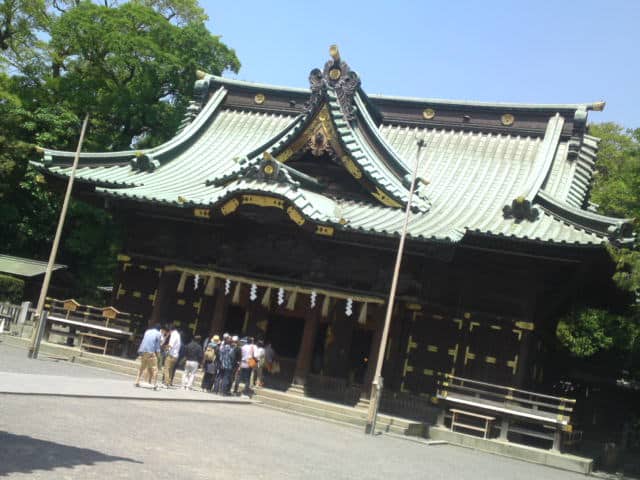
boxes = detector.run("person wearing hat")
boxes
[201,334,220,392]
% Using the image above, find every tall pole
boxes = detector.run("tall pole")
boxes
[28,114,90,358]
[365,137,426,434]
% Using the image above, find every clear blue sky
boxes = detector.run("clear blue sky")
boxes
[202,0,638,127]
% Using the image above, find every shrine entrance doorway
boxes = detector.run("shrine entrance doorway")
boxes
[225,305,245,335]
[265,313,305,359]
[264,312,305,389]
[349,328,373,385]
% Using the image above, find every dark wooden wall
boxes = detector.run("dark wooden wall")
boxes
[110,207,604,395]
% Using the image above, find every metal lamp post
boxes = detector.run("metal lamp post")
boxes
[365,137,427,434]
[28,114,90,359]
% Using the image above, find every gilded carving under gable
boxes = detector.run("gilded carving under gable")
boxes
[372,187,402,208]
[341,155,362,179]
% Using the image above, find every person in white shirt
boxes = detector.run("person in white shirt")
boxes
[163,325,181,387]
[253,340,266,387]
[238,337,256,396]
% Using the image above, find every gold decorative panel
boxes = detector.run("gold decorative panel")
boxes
[315,225,334,236]
[221,198,240,216]
[241,195,284,209]
[286,206,305,225]
[193,208,211,219]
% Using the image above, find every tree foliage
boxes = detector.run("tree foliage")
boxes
[0,72,31,198]
[0,273,25,303]
[557,123,640,369]
[0,0,238,302]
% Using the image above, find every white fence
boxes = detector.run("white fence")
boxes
[0,301,36,336]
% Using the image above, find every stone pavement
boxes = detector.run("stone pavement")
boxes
[0,339,591,479]
[0,371,250,402]
[0,340,248,403]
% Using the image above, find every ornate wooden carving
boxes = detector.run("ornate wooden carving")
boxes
[305,45,361,121]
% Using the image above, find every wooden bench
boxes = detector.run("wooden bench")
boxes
[450,409,495,439]
[78,332,118,355]
[437,374,577,451]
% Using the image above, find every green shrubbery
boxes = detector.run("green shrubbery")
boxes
[0,274,24,303]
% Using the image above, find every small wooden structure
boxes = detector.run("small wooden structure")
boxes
[43,298,134,355]
[437,374,577,451]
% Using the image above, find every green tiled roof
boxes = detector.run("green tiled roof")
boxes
[33,69,632,247]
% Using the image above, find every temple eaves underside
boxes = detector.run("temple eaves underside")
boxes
[33,46,633,247]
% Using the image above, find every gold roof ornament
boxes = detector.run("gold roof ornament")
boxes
[329,44,340,61]
[501,113,515,126]
[422,108,436,120]
[195,70,206,80]
[591,101,606,111]
[254,93,266,105]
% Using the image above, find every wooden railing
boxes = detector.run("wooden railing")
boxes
[44,297,133,333]
[42,298,135,356]
[0,301,36,334]
[437,374,577,451]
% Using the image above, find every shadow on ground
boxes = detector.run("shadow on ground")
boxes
[0,431,141,476]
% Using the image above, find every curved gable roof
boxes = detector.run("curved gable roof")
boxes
[32,47,632,247]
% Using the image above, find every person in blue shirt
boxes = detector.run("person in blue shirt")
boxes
[135,324,163,390]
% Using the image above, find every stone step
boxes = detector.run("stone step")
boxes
[254,394,409,436]
[255,387,416,427]
[253,387,423,435]
[255,388,368,418]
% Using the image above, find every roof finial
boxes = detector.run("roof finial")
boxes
[329,44,340,62]
[591,101,606,112]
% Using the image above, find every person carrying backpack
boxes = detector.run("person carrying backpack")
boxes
[201,335,220,392]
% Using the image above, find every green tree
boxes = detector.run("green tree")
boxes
[557,123,640,375]
[0,72,31,199]
[0,0,239,302]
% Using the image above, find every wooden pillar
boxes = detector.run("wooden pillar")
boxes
[148,270,177,327]
[381,304,407,392]
[293,306,321,386]
[209,288,229,335]
[363,308,385,391]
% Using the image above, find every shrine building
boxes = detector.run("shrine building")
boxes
[35,46,633,412]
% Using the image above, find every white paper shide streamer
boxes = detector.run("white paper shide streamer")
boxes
[277,287,285,306]
[345,297,353,317]
[310,291,317,308]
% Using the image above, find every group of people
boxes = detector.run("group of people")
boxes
[135,324,276,396]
